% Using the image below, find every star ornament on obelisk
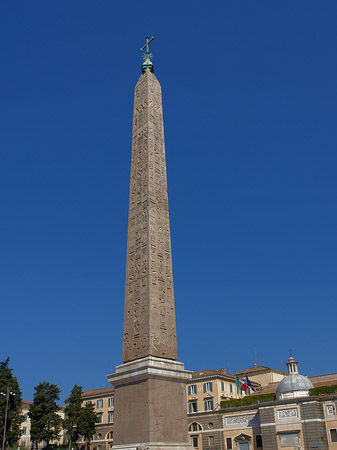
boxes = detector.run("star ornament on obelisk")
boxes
[107,39,192,450]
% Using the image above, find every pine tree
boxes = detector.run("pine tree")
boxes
[29,382,63,448]
[0,358,23,449]
[63,385,83,450]
[77,403,98,450]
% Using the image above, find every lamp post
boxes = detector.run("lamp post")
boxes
[1,386,15,450]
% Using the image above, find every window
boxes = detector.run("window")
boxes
[226,437,232,449]
[221,381,225,392]
[188,385,197,395]
[229,384,233,394]
[246,388,251,395]
[204,399,213,411]
[330,429,337,443]
[255,435,263,448]
[192,436,199,448]
[24,414,29,421]
[22,427,27,435]
[108,412,114,423]
[108,397,114,408]
[279,432,300,447]
[107,431,113,440]
[97,413,103,423]
[97,399,103,408]
[189,423,202,432]
[86,401,92,405]
[203,382,213,393]
[189,401,198,413]
[208,436,214,447]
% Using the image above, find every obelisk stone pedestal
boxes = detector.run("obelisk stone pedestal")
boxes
[108,357,191,450]
[108,49,192,450]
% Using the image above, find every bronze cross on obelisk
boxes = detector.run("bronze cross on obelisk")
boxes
[140,36,154,58]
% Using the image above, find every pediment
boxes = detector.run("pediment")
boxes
[234,433,251,442]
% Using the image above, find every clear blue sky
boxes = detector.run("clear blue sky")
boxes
[1,1,336,403]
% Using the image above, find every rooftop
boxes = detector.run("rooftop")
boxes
[82,386,115,397]
[232,365,287,376]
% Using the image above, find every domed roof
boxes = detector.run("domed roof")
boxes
[276,354,313,398]
[276,373,313,394]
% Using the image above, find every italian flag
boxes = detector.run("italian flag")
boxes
[235,375,248,391]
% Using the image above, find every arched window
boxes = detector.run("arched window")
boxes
[106,431,114,440]
[189,423,202,432]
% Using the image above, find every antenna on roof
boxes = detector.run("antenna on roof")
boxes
[254,345,258,368]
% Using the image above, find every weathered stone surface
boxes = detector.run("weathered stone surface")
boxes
[123,70,177,363]
[109,357,190,446]
[108,67,192,450]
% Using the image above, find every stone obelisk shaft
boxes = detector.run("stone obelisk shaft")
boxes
[108,63,192,450]
[123,70,177,363]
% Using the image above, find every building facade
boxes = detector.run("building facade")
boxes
[187,394,337,450]
[20,359,336,450]
[19,401,65,449]
[187,357,337,450]
[79,387,115,450]
[187,369,260,415]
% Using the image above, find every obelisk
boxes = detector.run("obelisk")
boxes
[107,38,192,450]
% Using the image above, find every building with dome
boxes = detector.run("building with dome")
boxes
[23,355,335,450]
[276,355,314,400]
[187,355,337,450]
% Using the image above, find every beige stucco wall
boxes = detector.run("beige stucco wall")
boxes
[19,402,65,449]
[80,388,115,450]
[246,371,285,387]
[187,376,249,415]
[323,400,337,448]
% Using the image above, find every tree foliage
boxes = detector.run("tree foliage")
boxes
[29,382,63,448]
[63,385,83,449]
[77,403,99,450]
[0,357,23,448]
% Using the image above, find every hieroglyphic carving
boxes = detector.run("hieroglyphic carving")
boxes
[123,71,177,363]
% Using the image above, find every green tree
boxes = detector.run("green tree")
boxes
[63,385,83,450]
[77,403,98,450]
[0,357,23,449]
[29,382,63,449]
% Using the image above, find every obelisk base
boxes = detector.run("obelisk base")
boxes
[107,356,193,449]
[108,443,193,450]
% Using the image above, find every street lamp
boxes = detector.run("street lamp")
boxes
[1,387,15,450]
